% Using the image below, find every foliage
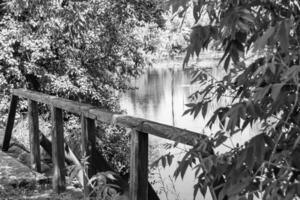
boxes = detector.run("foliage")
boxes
[0,0,162,198]
[88,172,119,200]
[97,125,130,175]
[0,0,163,111]
[154,0,300,200]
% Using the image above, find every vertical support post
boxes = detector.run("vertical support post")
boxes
[81,115,96,198]
[129,129,149,200]
[2,95,18,151]
[51,106,66,193]
[28,100,41,172]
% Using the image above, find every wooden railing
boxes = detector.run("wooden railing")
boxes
[1,89,207,200]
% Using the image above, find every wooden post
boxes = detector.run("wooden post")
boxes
[2,95,18,151]
[129,129,149,200]
[81,115,96,198]
[51,106,66,193]
[28,100,41,172]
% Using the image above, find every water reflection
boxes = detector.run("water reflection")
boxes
[121,56,229,133]
[120,53,258,200]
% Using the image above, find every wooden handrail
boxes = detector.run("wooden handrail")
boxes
[13,89,208,145]
[3,89,210,199]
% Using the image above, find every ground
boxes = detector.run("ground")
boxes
[0,130,84,200]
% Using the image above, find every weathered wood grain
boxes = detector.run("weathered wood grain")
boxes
[28,100,41,172]
[81,115,96,197]
[51,106,66,193]
[129,129,148,200]
[2,95,18,151]
[13,89,116,123]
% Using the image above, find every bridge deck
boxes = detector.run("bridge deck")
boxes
[0,130,84,199]
[0,129,48,187]
[0,151,48,187]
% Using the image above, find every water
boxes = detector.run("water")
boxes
[120,52,258,200]
[121,55,223,132]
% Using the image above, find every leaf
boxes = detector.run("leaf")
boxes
[174,160,190,179]
[194,102,202,118]
[193,184,200,200]
[271,83,284,101]
[224,55,231,72]
[252,134,266,163]
[207,111,218,128]
[182,108,192,116]
[199,183,207,197]
[236,150,246,169]
[186,103,196,107]
[167,154,174,166]
[180,161,189,179]
[227,176,251,196]
[230,45,239,63]
[219,41,231,66]
[215,135,227,147]
[183,46,192,68]
[161,156,166,168]
[203,157,213,173]
[277,20,290,53]
[224,103,246,132]
[253,85,271,102]
[201,102,208,118]
[183,25,216,67]
[245,146,255,170]
[252,26,276,52]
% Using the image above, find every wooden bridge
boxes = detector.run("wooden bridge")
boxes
[1,89,208,200]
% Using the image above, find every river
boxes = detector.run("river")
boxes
[120,52,259,200]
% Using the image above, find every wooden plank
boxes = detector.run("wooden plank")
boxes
[51,106,66,193]
[28,100,41,172]
[2,95,18,151]
[13,89,117,123]
[12,89,210,147]
[129,129,148,200]
[81,115,97,197]
[116,116,208,146]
